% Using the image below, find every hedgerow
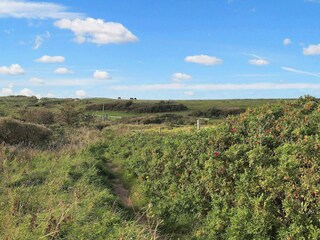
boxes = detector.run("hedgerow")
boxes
[105,96,320,239]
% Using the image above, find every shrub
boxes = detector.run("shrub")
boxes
[105,96,320,239]
[86,101,188,113]
[190,107,245,118]
[121,113,186,125]
[0,107,7,117]
[58,104,81,126]
[20,108,55,125]
[0,118,52,145]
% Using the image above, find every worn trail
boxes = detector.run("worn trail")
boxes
[106,160,164,240]
[106,161,133,208]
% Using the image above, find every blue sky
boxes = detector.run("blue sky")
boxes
[0,0,320,99]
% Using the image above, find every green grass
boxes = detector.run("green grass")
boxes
[0,96,289,123]
[0,143,154,239]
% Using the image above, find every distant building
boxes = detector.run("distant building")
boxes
[118,97,122,100]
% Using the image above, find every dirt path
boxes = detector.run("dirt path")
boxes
[106,161,165,239]
[106,161,133,208]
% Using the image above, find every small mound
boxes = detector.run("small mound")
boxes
[0,118,52,146]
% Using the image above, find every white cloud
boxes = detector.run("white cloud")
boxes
[0,0,82,19]
[19,88,34,96]
[54,18,138,45]
[34,31,50,50]
[54,67,73,74]
[282,66,320,77]
[184,91,194,96]
[46,93,55,98]
[0,64,24,75]
[283,38,292,46]
[172,73,192,82]
[185,55,223,66]
[303,44,320,55]
[249,58,269,66]
[35,55,65,63]
[29,77,45,84]
[1,87,13,96]
[109,83,320,91]
[75,90,86,98]
[93,70,110,80]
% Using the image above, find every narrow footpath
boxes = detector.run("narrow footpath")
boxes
[106,161,133,208]
[106,160,164,240]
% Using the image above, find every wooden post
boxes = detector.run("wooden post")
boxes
[197,119,201,131]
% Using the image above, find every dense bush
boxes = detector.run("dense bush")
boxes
[190,107,245,118]
[0,107,7,117]
[86,100,188,113]
[0,118,52,145]
[58,104,82,126]
[105,96,320,239]
[121,113,188,125]
[20,108,55,125]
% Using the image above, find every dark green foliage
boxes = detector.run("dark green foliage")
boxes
[121,113,187,125]
[86,100,188,113]
[0,106,7,117]
[105,97,320,239]
[190,107,245,118]
[20,108,55,125]
[0,118,52,145]
[59,104,82,126]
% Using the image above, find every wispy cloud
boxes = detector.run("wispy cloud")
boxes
[0,0,83,19]
[172,73,192,82]
[35,55,65,63]
[283,38,292,46]
[0,0,82,19]
[109,83,320,91]
[249,59,269,66]
[33,31,50,50]
[75,90,86,98]
[0,87,13,96]
[29,77,45,85]
[235,73,279,78]
[184,91,194,96]
[54,67,73,74]
[282,66,320,77]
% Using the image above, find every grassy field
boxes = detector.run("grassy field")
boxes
[1,95,318,239]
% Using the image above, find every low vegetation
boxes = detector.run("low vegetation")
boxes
[1,95,319,239]
[86,100,188,113]
[0,134,157,239]
[190,107,245,118]
[105,96,320,239]
[0,118,52,146]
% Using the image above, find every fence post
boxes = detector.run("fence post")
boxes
[197,119,201,131]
